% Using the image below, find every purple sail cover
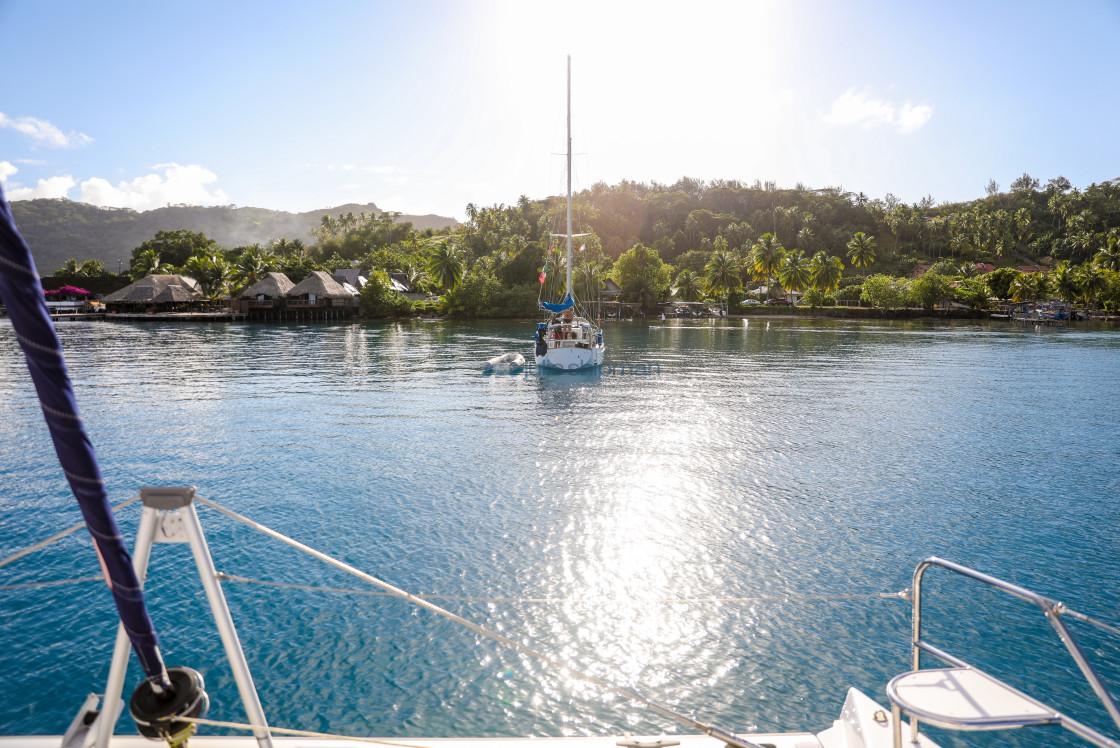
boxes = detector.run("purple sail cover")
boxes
[0,185,166,682]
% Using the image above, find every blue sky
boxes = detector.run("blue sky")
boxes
[1,0,1118,221]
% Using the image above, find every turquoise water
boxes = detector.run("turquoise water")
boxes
[2,317,1120,746]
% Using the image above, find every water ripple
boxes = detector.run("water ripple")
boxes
[2,318,1119,746]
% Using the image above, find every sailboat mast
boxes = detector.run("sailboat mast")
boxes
[565,55,573,298]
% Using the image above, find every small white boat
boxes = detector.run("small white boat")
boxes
[483,351,525,372]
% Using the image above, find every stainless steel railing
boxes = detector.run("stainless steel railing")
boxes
[907,556,1120,746]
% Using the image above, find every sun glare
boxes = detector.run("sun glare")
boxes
[478,1,788,192]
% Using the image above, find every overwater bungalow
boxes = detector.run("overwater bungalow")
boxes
[238,272,295,320]
[284,271,356,320]
[101,274,204,313]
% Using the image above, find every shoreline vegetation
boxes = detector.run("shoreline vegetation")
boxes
[20,174,1120,320]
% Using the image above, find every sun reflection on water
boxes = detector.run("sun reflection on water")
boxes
[523,402,764,731]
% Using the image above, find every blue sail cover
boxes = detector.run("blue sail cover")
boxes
[540,292,575,314]
[0,185,168,685]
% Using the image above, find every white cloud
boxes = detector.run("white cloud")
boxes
[79,164,228,211]
[897,102,934,133]
[319,163,402,175]
[0,112,92,148]
[0,161,17,182]
[8,175,77,200]
[822,88,932,134]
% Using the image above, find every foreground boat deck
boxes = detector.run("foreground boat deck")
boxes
[0,733,819,748]
[0,688,928,748]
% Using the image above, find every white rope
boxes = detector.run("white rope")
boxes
[0,575,104,591]
[183,715,432,747]
[215,573,908,605]
[196,496,763,748]
[0,495,141,569]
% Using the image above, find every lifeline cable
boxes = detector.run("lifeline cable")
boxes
[0,495,141,569]
[0,575,104,591]
[214,573,908,605]
[183,715,432,747]
[196,495,765,748]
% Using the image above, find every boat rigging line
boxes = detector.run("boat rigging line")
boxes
[194,495,766,748]
[213,573,911,605]
[7,500,1120,643]
[181,715,437,747]
[9,494,1120,745]
[0,494,140,570]
[0,575,105,591]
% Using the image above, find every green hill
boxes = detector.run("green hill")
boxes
[10,198,458,275]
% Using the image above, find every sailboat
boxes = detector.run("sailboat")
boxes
[534,57,605,371]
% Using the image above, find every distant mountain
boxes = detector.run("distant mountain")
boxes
[9,198,459,275]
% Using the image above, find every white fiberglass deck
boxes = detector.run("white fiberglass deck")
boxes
[887,668,1060,729]
[0,689,933,748]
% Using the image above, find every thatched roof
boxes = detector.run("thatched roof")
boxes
[241,272,294,299]
[150,285,199,304]
[102,275,204,304]
[388,272,411,293]
[287,271,352,299]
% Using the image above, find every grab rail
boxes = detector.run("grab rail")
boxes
[907,556,1120,746]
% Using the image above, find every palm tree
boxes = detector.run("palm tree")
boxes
[846,232,876,268]
[703,250,742,309]
[77,259,107,277]
[237,246,270,286]
[796,227,815,252]
[427,241,465,293]
[778,250,812,303]
[55,258,80,275]
[1029,272,1052,302]
[1094,235,1120,272]
[208,255,235,298]
[673,269,704,302]
[1010,273,1049,304]
[183,253,234,299]
[1050,261,1080,306]
[809,251,844,293]
[130,249,161,280]
[404,264,429,293]
[1076,264,1108,309]
[750,233,786,296]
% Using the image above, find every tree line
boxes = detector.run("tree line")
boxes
[45,173,1120,316]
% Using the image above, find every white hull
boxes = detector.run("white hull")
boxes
[535,342,604,370]
[483,352,525,372]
